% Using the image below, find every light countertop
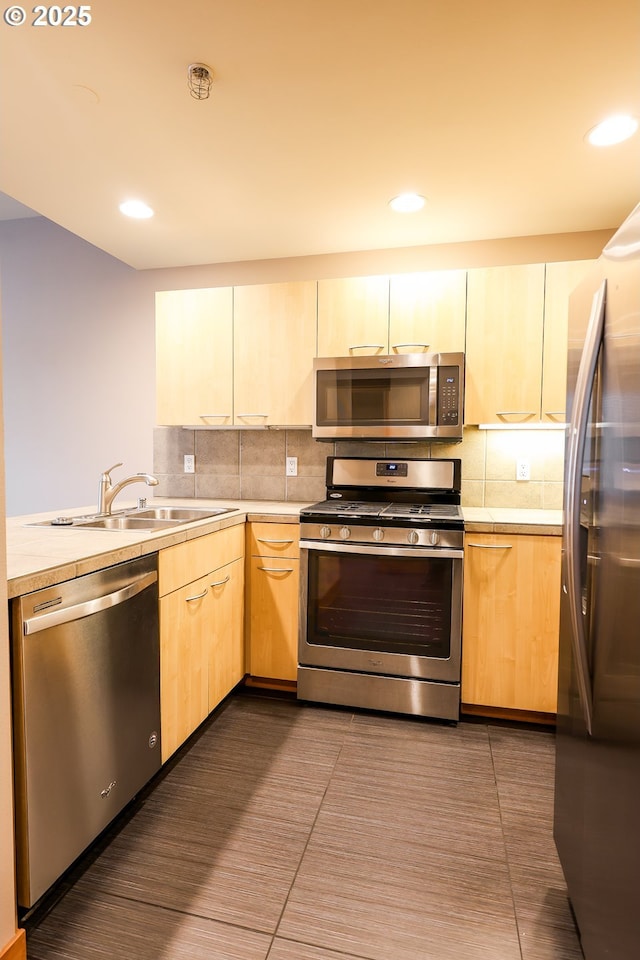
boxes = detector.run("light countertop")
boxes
[5,499,562,599]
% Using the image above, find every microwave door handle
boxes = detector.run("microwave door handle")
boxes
[564,279,606,737]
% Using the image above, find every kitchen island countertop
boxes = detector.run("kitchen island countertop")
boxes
[5,499,562,599]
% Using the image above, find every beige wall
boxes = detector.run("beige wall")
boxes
[147,227,613,290]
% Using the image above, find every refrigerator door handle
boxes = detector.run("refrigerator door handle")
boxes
[563,279,606,737]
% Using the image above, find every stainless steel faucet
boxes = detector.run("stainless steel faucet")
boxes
[97,463,159,515]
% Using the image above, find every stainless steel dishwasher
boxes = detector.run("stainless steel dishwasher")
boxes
[11,553,161,909]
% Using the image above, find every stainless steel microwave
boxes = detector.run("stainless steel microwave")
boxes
[313,352,465,441]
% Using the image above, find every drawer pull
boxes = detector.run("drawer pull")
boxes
[257,537,294,544]
[258,566,294,573]
[467,543,513,549]
[185,588,208,602]
[210,575,230,587]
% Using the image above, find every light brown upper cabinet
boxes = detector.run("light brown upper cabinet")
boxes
[465,260,595,425]
[234,281,317,426]
[317,276,389,356]
[465,264,546,425]
[541,259,594,422]
[156,287,233,426]
[389,270,467,354]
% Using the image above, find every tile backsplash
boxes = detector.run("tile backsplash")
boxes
[153,426,565,508]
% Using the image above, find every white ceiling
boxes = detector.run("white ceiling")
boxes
[1,0,639,270]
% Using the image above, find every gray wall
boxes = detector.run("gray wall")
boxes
[0,218,156,515]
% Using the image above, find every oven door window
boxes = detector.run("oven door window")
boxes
[306,550,452,658]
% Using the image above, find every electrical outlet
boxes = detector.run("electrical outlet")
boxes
[286,456,298,477]
[184,454,195,474]
[516,458,530,481]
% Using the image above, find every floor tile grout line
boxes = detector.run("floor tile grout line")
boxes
[265,711,359,957]
[269,931,377,960]
[488,725,525,960]
[54,886,278,941]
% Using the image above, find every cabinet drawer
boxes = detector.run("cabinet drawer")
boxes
[159,524,245,596]
[248,522,299,558]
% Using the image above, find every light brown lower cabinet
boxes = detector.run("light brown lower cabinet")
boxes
[246,522,300,682]
[208,557,245,711]
[159,526,245,762]
[462,533,561,715]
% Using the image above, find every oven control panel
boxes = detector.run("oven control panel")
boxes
[300,522,463,551]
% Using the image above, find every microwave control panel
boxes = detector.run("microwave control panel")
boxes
[437,366,460,425]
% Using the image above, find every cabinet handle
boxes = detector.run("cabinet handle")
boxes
[200,414,231,419]
[237,413,268,418]
[467,543,513,549]
[185,588,208,602]
[257,537,294,544]
[496,411,537,421]
[348,344,385,352]
[391,342,430,351]
[258,566,295,572]
[210,575,230,587]
[544,411,566,421]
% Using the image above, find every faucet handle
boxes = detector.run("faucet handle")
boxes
[101,462,123,479]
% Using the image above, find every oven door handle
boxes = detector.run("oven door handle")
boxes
[299,539,463,560]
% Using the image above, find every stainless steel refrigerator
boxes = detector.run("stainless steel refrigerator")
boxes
[555,201,640,960]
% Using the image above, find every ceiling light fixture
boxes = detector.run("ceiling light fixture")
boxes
[188,62,214,100]
[119,199,154,219]
[389,193,426,213]
[586,114,638,146]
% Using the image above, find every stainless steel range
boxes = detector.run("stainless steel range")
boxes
[298,457,464,721]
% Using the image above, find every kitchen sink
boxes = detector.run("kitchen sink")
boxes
[133,507,235,521]
[26,505,237,530]
[74,516,181,531]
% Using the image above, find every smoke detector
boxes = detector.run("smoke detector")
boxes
[188,63,214,100]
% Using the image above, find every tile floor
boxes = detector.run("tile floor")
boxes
[23,695,583,960]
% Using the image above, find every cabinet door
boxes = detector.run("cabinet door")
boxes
[317,276,389,356]
[542,260,595,422]
[208,558,245,711]
[248,556,299,681]
[462,534,561,714]
[465,264,545,424]
[389,270,466,353]
[156,287,233,426]
[160,574,210,761]
[234,281,317,426]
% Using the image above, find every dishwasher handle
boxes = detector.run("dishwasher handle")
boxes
[23,570,158,636]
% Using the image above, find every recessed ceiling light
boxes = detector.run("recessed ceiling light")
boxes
[119,199,154,219]
[389,193,426,213]
[586,114,638,147]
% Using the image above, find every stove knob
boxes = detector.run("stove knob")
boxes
[429,531,440,546]
[320,525,332,539]
[372,528,384,542]
[339,526,351,540]
[407,530,420,545]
